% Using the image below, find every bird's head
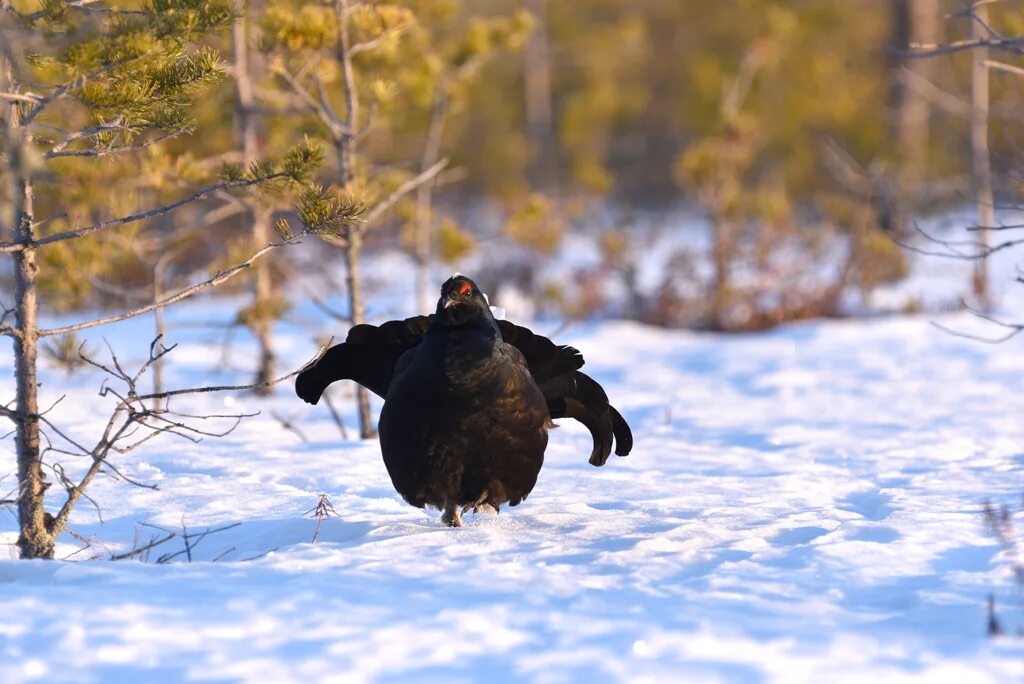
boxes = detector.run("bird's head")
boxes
[436,274,493,327]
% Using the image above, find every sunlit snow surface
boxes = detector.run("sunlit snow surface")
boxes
[4,250,1024,681]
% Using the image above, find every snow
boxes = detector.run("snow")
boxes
[4,242,1024,681]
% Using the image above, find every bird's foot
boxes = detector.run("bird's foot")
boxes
[441,504,463,528]
[474,503,499,516]
[461,489,499,517]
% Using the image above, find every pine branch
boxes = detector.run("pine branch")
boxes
[44,118,132,156]
[286,185,366,239]
[0,174,292,253]
[43,119,191,159]
[37,235,305,337]
[22,63,120,126]
[46,127,191,159]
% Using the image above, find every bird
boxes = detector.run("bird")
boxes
[295,274,632,527]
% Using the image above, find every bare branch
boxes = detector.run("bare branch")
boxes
[156,521,241,563]
[144,411,250,440]
[213,547,237,562]
[337,0,358,145]
[38,235,303,337]
[45,116,129,156]
[960,3,1005,41]
[900,67,971,117]
[44,127,191,160]
[891,223,1024,260]
[20,0,147,21]
[970,227,1024,235]
[306,289,349,322]
[347,29,404,58]
[361,157,449,226]
[271,411,308,442]
[321,389,349,440]
[272,64,345,139]
[0,174,292,254]
[132,338,331,403]
[60,528,102,561]
[932,320,1024,343]
[984,59,1024,79]
[908,37,1024,58]
[305,493,340,543]
[31,212,68,231]
[110,532,177,561]
[355,98,377,143]
[0,91,42,104]
[64,0,147,16]
[51,462,103,522]
[46,334,329,539]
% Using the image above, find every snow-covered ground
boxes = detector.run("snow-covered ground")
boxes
[4,239,1024,682]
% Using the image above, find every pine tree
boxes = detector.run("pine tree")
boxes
[391,2,532,310]
[231,7,281,392]
[259,0,451,438]
[0,0,358,559]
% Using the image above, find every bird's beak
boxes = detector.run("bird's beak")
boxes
[443,296,458,309]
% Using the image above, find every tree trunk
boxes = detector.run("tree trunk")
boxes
[251,212,275,391]
[233,13,275,393]
[13,177,52,559]
[3,52,53,559]
[151,255,168,410]
[970,1,993,305]
[414,92,447,313]
[710,218,732,330]
[523,0,557,194]
[344,229,375,438]
[891,0,940,200]
[335,0,374,438]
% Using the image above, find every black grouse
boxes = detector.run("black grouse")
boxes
[295,274,632,526]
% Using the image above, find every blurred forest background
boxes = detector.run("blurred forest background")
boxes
[4,0,1024,341]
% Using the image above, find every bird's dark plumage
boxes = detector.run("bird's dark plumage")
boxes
[295,275,632,525]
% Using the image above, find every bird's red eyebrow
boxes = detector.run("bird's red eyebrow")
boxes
[458,282,472,295]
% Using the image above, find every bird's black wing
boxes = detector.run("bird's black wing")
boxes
[295,314,633,465]
[297,315,580,404]
[496,320,585,381]
[295,315,432,404]
[497,320,632,467]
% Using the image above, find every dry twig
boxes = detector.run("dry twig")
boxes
[305,493,340,543]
